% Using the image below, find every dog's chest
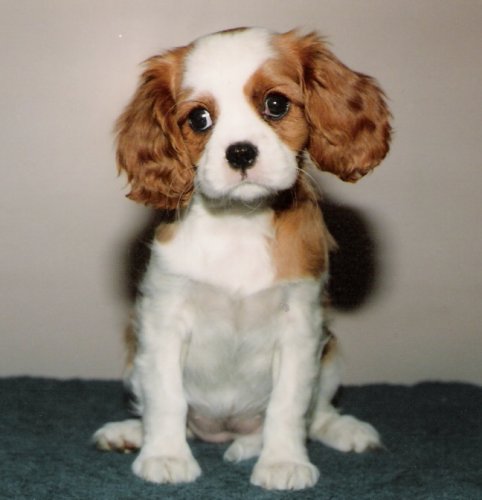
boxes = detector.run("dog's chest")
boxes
[156,200,276,295]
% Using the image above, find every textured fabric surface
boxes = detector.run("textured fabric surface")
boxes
[1,378,480,499]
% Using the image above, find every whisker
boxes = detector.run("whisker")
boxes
[174,178,194,217]
[297,167,323,204]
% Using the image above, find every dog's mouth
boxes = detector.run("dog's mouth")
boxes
[194,165,281,205]
[228,179,275,201]
[198,181,278,210]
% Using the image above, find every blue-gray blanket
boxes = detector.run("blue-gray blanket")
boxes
[1,378,480,499]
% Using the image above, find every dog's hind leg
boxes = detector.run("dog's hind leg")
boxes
[93,419,143,452]
[308,336,381,452]
[223,432,263,463]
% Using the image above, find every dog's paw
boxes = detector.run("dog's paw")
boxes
[93,419,142,452]
[310,414,381,453]
[223,434,262,463]
[251,461,319,490]
[132,454,201,484]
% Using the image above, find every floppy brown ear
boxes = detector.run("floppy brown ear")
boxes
[297,33,391,181]
[116,47,194,210]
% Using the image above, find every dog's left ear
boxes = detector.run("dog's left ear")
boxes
[289,32,391,181]
[116,46,194,210]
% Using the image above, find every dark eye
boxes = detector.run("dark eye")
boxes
[263,93,290,120]
[187,107,213,132]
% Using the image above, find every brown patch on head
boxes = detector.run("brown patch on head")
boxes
[244,56,309,153]
[271,177,336,282]
[177,94,216,167]
[273,30,391,182]
[116,45,196,210]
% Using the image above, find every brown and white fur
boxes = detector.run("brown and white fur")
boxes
[93,28,391,490]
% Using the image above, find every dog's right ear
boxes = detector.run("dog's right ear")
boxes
[301,33,391,181]
[116,47,194,210]
[278,31,391,182]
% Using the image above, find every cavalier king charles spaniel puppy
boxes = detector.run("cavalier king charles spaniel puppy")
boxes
[93,27,391,490]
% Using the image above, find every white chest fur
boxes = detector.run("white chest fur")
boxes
[150,196,276,296]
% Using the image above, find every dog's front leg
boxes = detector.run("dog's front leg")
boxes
[251,286,322,490]
[131,295,201,484]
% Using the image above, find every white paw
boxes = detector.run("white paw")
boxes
[311,414,381,453]
[251,461,319,490]
[223,435,262,463]
[93,419,142,452]
[132,454,201,484]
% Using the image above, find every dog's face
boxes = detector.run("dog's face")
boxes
[116,28,391,209]
[180,28,306,203]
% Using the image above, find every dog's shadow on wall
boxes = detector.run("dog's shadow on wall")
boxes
[121,198,380,312]
[321,197,380,311]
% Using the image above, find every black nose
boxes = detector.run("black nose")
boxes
[225,142,258,171]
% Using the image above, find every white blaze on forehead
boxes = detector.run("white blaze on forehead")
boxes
[183,28,275,96]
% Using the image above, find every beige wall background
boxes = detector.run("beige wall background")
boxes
[1,0,481,384]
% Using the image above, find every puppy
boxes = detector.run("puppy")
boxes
[93,27,391,490]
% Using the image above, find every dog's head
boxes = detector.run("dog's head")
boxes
[116,28,391,210]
